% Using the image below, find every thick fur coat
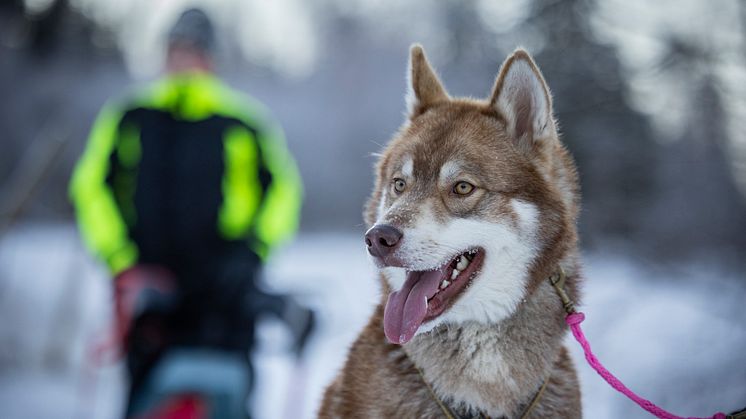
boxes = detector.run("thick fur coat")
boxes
[320,45,583,419]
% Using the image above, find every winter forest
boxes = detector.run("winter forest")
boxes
[0,0,745,418]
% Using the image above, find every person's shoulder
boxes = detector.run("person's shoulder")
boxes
[212,79,277,129]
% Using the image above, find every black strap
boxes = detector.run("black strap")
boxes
[728,407,746,419]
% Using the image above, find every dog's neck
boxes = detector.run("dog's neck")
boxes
[401,257,578,418]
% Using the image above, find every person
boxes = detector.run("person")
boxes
[69,8,313,417]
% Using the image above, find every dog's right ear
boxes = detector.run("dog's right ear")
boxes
[406,44,449,118]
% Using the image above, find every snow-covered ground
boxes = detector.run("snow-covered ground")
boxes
[0,223,744,419]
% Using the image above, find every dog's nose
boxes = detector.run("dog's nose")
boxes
[365,224,403,258]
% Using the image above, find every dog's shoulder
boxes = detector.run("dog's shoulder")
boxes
[319,304,440,418]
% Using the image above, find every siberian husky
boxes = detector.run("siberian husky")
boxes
[320,45,583,418]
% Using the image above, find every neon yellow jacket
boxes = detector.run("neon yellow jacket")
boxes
[69,73,302,274]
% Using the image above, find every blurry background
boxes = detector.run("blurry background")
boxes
[0,0,745,418]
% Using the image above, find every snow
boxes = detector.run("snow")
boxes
[574,257,746,418]
[0,224,744,418]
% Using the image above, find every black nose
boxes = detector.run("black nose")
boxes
[365,224,403,258]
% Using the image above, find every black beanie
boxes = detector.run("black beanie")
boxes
[168,8,215,53]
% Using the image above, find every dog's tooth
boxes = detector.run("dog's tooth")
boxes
[457,257,468,271]
[440,280,449,289]
[451,269,459,280]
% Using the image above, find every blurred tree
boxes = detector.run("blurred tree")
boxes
[0,0,124,222]
[641,40,746,262]
[526,0,658,248]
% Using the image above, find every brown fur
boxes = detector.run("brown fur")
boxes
[320,45,583,418]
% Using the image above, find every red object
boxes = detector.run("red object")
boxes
[115,265,175,349]
[566,312,727,419]
[134,394,209,419]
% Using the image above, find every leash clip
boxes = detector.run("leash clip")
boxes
[549,268,576,314]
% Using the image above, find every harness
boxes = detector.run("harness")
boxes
[413,361,549,419]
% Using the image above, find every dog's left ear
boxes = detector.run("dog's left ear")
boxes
[490,49,555,152]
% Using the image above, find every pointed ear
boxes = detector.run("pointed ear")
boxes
[406,44,449,117]
[490,49,555,152]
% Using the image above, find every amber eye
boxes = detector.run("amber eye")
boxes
[453,181,475,196]
[393,178,406,193]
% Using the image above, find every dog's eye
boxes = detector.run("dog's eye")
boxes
[393,178,406,194]
[453,181,475,196]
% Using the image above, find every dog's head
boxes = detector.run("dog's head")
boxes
[365,45,579,344]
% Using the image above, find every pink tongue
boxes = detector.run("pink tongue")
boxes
[384,269,445,344]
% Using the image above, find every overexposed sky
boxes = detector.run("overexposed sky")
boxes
[52,0,320,78]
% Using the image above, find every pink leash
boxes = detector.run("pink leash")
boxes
[566,312,726,419]
[549,269,742,419]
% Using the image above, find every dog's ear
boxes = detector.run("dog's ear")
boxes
[490,49,555,153]
[406,44,449,118]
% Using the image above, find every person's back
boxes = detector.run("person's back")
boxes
[77,73,300,280]
[70,9,311,418]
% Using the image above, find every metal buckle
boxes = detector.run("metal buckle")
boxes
[549,267,576,314]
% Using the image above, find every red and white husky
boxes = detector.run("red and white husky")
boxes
[321,44,583,418]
